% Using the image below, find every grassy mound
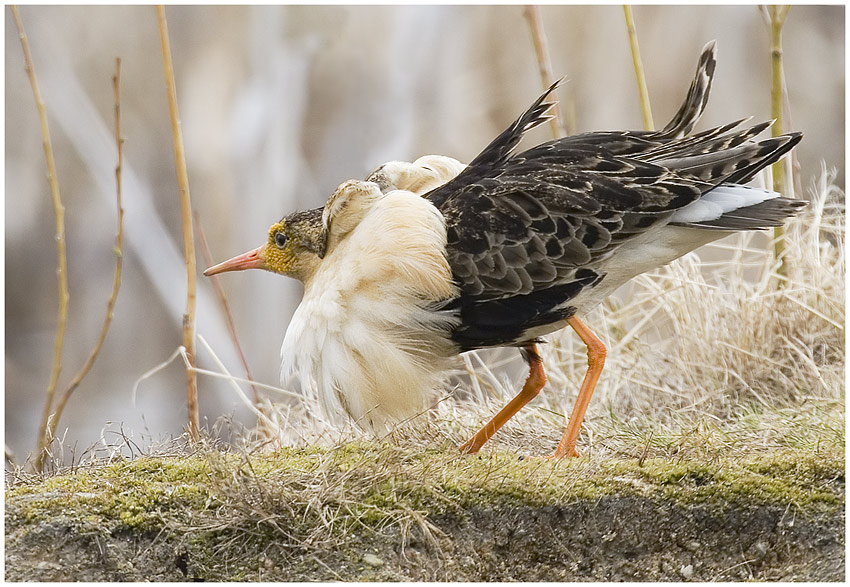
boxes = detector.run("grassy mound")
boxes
[5,440,844,581]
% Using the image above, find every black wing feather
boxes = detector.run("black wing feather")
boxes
[427,79,561,208]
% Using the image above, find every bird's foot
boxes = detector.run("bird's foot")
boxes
[458,437,482,455]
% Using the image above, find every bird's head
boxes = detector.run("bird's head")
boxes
[205,180,385,283]
[203,207,325,283]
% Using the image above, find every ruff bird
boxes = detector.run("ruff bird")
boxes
[205,41,804,458]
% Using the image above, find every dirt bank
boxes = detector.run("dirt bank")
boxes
[5,445,844,581]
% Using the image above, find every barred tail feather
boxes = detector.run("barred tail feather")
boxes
[656,40,717,139]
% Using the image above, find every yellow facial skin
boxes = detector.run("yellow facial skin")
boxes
[261,221,295,274]
[204,212,324,283]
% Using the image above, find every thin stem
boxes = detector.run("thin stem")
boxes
[11,5,70,472]
[768,5,792,285]
[194,211,262,409]
[157,5,200,441]
[623,5,654,131]
[47,58,126,460]
[523,5,566,138]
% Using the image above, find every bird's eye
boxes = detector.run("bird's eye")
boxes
[274,231,287,248]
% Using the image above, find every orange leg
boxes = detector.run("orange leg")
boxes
[547,315,607,459]
[459,344,546,454]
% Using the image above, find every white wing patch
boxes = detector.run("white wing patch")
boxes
[671,183,779,224]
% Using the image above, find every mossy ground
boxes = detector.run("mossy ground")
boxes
[5,441,844,581]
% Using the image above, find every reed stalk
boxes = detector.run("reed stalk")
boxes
[766,5,792,285]
[623,5,655,131]
[11,6,70,471]
[523,5,566,138]
[157,5,200,441]
[195,212,262,409]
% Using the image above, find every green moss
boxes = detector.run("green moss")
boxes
[7,455,217,530]
[6,445,843,545]
[611,450,845,512]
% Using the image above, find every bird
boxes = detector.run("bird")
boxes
[205,41,804,458]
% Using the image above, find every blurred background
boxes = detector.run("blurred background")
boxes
[5,5,844,464]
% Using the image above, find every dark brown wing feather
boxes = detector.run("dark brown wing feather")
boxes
[428,78,561,209]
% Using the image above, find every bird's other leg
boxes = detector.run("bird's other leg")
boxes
[459,343,546,454]
[548,315,607,459]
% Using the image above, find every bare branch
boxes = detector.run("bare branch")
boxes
[522,5,566,138]
[195,211,262,409]
[48,58,126,454]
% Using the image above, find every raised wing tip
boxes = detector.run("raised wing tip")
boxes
[537,77,565,109]
[784,131,804,144]
[520,78,565,131]
[546,76,567,93]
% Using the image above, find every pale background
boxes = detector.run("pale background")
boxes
[5,5,844,462]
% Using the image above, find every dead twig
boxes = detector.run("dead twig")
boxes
[11,6,70,472]
[195,212,268,434]
[522,5,566,138]
[195,211,271,437]
[157,5,200,441]
[45,58,126,465]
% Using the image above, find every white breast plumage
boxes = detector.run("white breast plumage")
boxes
[280,184,459,432]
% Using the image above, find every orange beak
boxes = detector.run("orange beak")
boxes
[203,245,266,276]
